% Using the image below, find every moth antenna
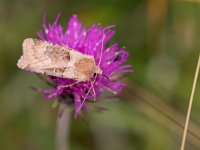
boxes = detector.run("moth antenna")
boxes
[101,74,109,83]
[97,33,104,67]
[78,32,106,113]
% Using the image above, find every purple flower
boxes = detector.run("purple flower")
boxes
[37,14,132,118]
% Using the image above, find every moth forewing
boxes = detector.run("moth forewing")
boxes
[17,38,102,81]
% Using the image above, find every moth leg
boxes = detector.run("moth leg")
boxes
[77,79,95,112]
[58,81,79,89]
[90,80,96,101]
[78,33,105,112]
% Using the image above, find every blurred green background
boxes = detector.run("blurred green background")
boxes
[0,0,200,149]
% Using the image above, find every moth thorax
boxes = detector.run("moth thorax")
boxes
[75,57,102,78]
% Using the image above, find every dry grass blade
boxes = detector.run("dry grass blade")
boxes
[181,54,200,150]
[121,80,200,149]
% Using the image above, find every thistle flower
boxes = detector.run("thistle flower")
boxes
[37,14,132,117]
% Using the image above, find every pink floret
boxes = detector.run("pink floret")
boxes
[37,14,132,118]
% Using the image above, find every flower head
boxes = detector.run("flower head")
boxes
[37,14,132,117]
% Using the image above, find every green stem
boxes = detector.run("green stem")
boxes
[56,104,71,150]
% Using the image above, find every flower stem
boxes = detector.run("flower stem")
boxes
[56,104,71,150]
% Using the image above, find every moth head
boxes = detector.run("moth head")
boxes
[75,57,102,81]
[94,66,102,75]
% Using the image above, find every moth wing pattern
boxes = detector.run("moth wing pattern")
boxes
[18,38,51,72]
[17,38,72,77]
[17,38,103,81]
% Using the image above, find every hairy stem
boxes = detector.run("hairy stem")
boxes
[56,104,71,150]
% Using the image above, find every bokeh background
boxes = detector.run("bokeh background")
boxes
[0,0,200,150]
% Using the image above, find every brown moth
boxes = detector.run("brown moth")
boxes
[17,38,102,82]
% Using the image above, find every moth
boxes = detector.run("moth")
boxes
[17,38,102,82]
